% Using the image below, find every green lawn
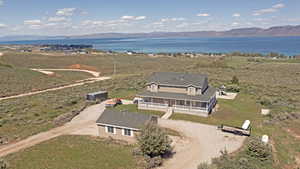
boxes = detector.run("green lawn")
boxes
[4,135,143,169]
[171,93,262,127]
[114,104,165,117]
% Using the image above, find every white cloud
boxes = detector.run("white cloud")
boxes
[24,20,42,25]
[231,22,239,26]
[56,8,77,16]
[135,16,146,20]
[272,3,285,9]
[197,13,210,17]
[232,13,241,17]
[48,16,68,22]
[0,23,7,28]
[0,0,4,6]
[253,3,285,16]
[121,15,146,20]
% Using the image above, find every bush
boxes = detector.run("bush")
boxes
[145,156,163,169]
[231,76,239,85]
[0,159,8,169]
[137,123,172,158]
[246,137,272,162]
[226,84,240,93]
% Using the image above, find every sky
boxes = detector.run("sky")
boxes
[0,0,299,36]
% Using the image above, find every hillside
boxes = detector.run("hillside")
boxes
[0,25,300,42]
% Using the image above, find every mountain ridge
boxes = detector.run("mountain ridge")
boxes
[1,25,300,42]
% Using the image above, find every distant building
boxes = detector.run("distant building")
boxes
[137,72,217,117]
[96,109,157,143]
[86,91,108,101]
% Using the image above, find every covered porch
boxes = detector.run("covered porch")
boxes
[138,96,215,116]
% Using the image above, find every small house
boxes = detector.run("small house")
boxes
[96,109,157,143]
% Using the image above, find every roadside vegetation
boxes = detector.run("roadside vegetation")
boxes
[0,51,300,168]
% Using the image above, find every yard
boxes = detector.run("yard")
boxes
[1,51,300,168]
[4,135,143,169]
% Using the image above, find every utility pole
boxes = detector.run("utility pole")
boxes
[113,60,116,77]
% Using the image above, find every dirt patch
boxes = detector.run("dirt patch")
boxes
[285,128,300,139]
[68,64,98,71]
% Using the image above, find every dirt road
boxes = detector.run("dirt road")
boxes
[158,119,246,169]
[0,76,111,101]
[0,102,106,157]
[31,68,101,77]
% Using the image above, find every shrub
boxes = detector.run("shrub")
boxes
[137,123,172,158]
[226,84,240,93]
[145,156,163,169]
[0,159,8,169]
[246,137,273,162]
[231,76,239,85]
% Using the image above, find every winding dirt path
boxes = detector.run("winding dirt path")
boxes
[0,76,111,101]
[31,68,101,77]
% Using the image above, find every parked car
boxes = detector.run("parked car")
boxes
[105,98,122,108]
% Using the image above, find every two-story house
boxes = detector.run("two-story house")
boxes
[136,72,217,117]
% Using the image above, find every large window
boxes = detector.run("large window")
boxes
[106,126,115,134]
[123,129,132,136]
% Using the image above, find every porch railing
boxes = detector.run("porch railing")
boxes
[139,102,168,108]
[173,105,207,111]
[139,102,207,111]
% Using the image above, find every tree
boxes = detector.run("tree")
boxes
[137,123,172,158]
[231,76,239,85]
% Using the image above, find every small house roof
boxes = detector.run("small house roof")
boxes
[96,109,153,130]
[147,72,208,88]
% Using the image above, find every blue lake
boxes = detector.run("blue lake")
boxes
[1,36,300,56]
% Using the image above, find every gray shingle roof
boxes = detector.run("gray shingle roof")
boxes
[147,72,208,88]
[137,86,216,102]
[96,109,153,130]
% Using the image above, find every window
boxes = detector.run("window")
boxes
[123,129,132,136]
[106,126,115,134]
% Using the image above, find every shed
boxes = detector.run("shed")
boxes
[86,91,108,101]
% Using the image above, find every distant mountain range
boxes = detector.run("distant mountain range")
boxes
[1,25,300,42]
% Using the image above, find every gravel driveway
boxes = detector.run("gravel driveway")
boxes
[158,119,246,169]
[0,102,106,157]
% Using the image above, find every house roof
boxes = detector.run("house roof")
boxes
[137,86,216,102]
[147,72,208,88]
[96,109,153,130]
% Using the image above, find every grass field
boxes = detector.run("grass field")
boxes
[1,51,300,168]
[4,135,143,169]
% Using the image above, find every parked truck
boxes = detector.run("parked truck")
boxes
[219,120,251,136]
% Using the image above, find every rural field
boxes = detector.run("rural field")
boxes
[0,51,300,168]
[4,135,144,169]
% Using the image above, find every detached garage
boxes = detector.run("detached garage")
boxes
[86,91,108,101]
